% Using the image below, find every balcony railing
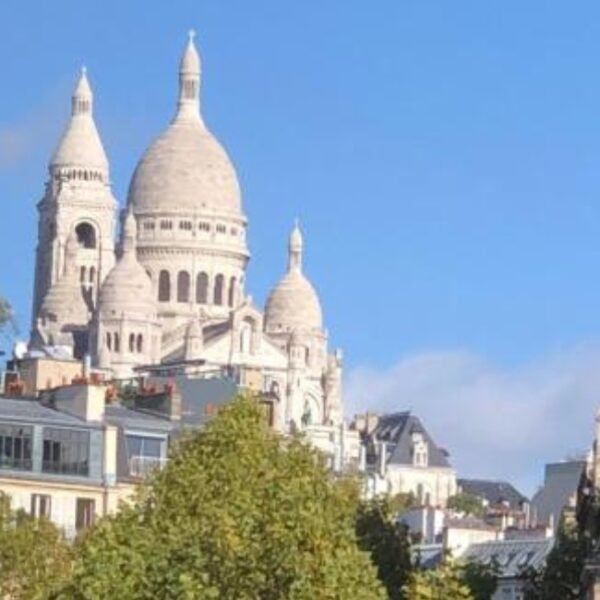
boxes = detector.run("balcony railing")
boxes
[129,456,168,478]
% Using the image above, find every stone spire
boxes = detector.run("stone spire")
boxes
[51,67,109,174]
[121,209,137,256]
[288,220,303,272]
[176,30,201,122]
[72,66,93,116]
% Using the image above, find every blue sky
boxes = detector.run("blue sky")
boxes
[2,1,600,491]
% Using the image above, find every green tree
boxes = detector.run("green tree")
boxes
[0,297,16,334]
[521,519,585,600]
[460,560,498,600]
[404,563,475,599]
[355,496,412,599]
[60,396,386,599]
[388,491,417,516]
[447,492,485,517]
[0,492,73,598]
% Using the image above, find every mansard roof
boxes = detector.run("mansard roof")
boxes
[458,478,529,509]
[369,412,452,468]
[462,538,554,579]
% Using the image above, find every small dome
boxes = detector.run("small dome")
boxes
[40,280,89,323]
[127,119,241,214]
[40,234,89,323]
[51,69,109,172]
[98,214,155,315]
[264,269,323,333]
[98,253,155,314]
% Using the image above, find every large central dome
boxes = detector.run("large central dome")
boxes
[128,119,241,214]
[127,32,242,216]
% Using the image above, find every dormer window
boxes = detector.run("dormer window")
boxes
[412,432,428,467]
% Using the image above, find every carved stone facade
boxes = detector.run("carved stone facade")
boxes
[29,33,345,438]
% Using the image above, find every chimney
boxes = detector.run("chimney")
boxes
[54,383,106,422]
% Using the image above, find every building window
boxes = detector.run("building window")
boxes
[160,220,173,230]
[136,334,143,353]
[196,272,208,304]
[89,266,96,283]
[76,498,95,530]
[228,276,236,307]
[42,428,90,476]
[214,274,224,306]
[158,270,170,302]
[216,224,226,234]
[114,333,121,353]
[129,333,135,353]
[179,220,192,231]
[198,222,210,232]
[106,332,112,351]
[80,266,86,283]
[126,434,165,478]
[0,424,33,471]
[143,221,155,231]
[240,320,252,354]
[75,222,96,249]
[177,271,190,303]
[31,494,52,519]
[412,433,429,467]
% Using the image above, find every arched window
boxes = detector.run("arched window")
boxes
[136,334,143,353]
[114,333,120,353]
[177,271,190,303]
[214,274,224,306]
[75,222,96,249]
[89,266,96,283]
[158,271,170,302]
[240,320,252,354]
[228,276,236,307]
[196,272,208,304]
[106,332,112,351]
[129,333,135,353]
[80,266,86,283]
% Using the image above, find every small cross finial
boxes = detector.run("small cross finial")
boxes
[188,29,196,41]
[81,65,87,75]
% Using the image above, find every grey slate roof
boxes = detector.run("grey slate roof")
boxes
[412,544,444,569]
[105,404,173,433]
[0,397,92,427]
[462,538,554,578]
[458,478,528,509]
[368,412,452,468]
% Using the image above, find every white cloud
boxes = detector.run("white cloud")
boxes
[345,343,600,494]
[0,94,66,171]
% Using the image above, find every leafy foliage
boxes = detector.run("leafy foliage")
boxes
[521,519,585,600]
[0,492,73,598]
[355,496,412,599]
[447,492,485,517]
[59,396,386,599]
[404,563,475,599]
[0,297,16,335]
[460,560,499,600]
[387,492,417,516]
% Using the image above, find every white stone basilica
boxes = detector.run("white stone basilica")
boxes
[29,33,345,435]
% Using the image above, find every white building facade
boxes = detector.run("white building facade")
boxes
[29,33,347,443]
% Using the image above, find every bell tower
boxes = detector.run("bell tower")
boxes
[31,68,117,350]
